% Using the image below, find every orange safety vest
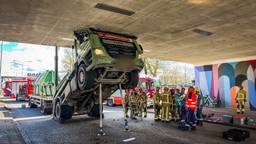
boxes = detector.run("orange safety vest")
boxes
[185,88,197,111]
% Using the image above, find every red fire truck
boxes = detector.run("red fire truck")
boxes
[3,78,34,101]
[106,76,156,107]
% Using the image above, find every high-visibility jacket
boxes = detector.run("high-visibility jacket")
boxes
[235,89,247,102]
[185,89,197,111]
[162,92,170,106]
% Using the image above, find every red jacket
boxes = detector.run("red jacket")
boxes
[185,87,197,111]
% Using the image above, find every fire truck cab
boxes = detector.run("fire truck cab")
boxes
[3,78,34,101]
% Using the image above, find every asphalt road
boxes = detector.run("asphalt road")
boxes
[1,97,256,144]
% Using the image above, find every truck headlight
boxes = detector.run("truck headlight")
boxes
[95,49,105,56]
[138,54,143,59]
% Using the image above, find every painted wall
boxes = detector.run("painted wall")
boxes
[195,60,256,111]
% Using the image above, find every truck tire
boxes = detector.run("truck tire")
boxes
[77,63,95,90]
[88,104,104,118]
[122,70,139,89]
[55,101,74,123]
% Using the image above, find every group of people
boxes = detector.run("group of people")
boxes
[122,84,248,130]
[153,86,204,128]
[122,86,204,128]
[124,88,148,119]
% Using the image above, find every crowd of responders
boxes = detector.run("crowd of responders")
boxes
[123,86,204,129]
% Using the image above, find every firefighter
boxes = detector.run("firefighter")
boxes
[161,87,170,122]
[186,87,197,128]
[170,88,178,121]
[195,87,204,125]
[139,88,147,118]
[153,87,161,121]
[129,89,137,119]
[124,89,130,118]
[235,86,247,114]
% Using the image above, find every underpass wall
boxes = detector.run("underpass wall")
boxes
[195,60,256,111]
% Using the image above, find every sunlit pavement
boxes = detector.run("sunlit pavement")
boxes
[1,97,256,144]
[0,97,25,144]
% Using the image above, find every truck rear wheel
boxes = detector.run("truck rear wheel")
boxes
[88,104,104,118]
[77,63,95,90]
[122,70,139,89]
[55,101,74,123]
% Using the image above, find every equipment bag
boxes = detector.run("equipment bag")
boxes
[223,129,250,141]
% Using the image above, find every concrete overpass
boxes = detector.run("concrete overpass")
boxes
[0,0,256,65]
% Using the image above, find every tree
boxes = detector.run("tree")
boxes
[144,58,160,77]
[62,49,75,72]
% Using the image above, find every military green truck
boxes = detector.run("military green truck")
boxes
[52,27,144,123]
[29,70,57,114]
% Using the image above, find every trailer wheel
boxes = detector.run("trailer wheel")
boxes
[55,101,74,123]
[77,63,95,90]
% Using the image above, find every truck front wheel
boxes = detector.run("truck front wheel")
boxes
[55,101,73,123]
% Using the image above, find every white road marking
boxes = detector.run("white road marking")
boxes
[14,115,51,121]
[123,137,136,142]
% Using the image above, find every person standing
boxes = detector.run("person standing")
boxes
[153,87,161,121]
[161,87,170,122]
[179,87,186,122]
[139,88,147,118]
[195,87,204,125]
[124,89,130,118]
[185,87,197,128]
[129,89,137,119]
[170,88,178,121]
[235,86,247,114]
[175,88,181,121]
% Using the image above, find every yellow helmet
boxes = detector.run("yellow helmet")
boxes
[195,86,200,93]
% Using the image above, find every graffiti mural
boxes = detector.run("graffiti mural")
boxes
[195,60,256,111]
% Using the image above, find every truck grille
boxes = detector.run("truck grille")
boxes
[100,39,137,58]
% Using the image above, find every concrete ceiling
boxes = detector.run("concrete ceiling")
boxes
[1,0,256,65]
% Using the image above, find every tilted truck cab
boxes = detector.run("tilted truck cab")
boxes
[53,27,144,123]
